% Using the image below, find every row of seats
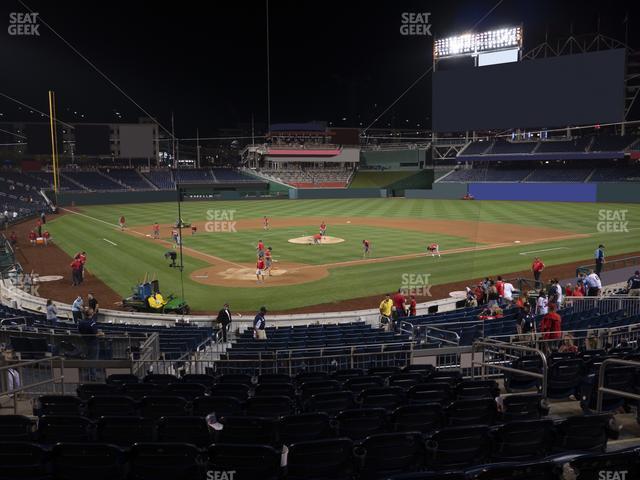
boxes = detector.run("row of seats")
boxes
[0,415,622,480]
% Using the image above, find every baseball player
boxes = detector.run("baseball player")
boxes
[362,239,371,258]
[152,223,160,239]
[257,239,265,258]
[312,233,322,245]
[256,257,266,283]
[427,243,441,257]
[263,216,270,230]
[119,215,126,231]
[264,247,273,276]
[320,221,327,237]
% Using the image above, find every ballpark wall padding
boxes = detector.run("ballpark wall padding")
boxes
[468,183,598,202]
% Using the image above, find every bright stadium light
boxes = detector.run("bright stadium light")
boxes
[434,26,522,59]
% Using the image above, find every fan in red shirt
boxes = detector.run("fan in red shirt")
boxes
[572,284,585,297]
[408,295,417,317]
[531,257,545,288]
[495,276,505,298]
[392,289,406,318]
[540,305,562,340]
[70,258,83,286]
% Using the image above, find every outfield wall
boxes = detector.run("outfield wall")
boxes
[290,188,387,199]
[405,184,467,199]
[468,183,598,202]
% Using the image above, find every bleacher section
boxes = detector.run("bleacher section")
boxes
[212,168,256,182]
[100,169,153,190]
[142,170,175,189]
[590,166,640,182]
[61,171,123,191]
[173,169,216,183]
[261,168,351,188]
[526,167,593,182]
[439,168,532,182]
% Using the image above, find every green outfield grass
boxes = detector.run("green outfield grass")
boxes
[45,199,640,311]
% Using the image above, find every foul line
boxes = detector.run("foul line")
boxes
[102,238,118,246]
[518,247,568,255]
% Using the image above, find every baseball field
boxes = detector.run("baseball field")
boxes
[34,198,640,312]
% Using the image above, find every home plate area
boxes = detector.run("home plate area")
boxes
[288,235,345,245]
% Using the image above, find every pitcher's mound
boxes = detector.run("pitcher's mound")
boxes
[288,235,345,245]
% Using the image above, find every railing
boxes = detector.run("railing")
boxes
[576,255,640,278]
[0,326,158,361]
[0,356,64,413]
[564,296,640,315]
[471,338,548,397]
[596,358,640,413]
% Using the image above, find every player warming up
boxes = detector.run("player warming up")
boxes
[320,221,327,237]
[362,239,371,258]
[427,242,441,257]
[263,216,270,230]
[256,256,266,283]
[152,222,160,239]
[264,247,273,276]
[119,215,126,231]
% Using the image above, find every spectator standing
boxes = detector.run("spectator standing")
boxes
[595,244,605,276]
[531,257,545,289]
[379,293,393,330]
[45,299,58,326]
[392,289,406,319]
[585,270,602,297]
[71,296,84,323]
[78,308,102,381]
[216,303,232,342]
[253,306,267,340]
[502,279,515,304]
[70,258,82,286]
[540,305,563,349]
[536,290,549,315]
[87,293,99,315]
[572,283,585,297]
[407,295,417,317]
[495,276,505,299]
[487,282,499,307]
[627,270,640,296]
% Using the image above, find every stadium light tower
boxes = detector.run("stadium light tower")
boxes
[433,26,523,69]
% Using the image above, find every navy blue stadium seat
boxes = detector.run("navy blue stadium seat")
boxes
[504,355,543,392]
[96,416,155,446]
[388,372,424,389]
[391,404,444,433]
[563,446,640,480]
[499,393,548,422]
[408,383,452,406]
[128,443,201,480]
[446,398,497,426]
[547,359,584,399]
[552,415,612,453]
[331,368,365,381]
[123,383,165,400]
[156,416,211,447]
[0,441,51,480]
[254,382,295,398]
[0,415,35,441]
[360,386,406,410]
[279,413,334,445]
[87,395,137,418]
[300,380,341,400]
[38,415,93,444]
[245,395,295,418]
[165,382,207,400]
[51,443,126,480]
[218,374,253,387]
[139,395,189,418]
[35,395,84,416]
[425,425,491,470]
[490,419,554,461]
[215,416,278,446]
[295,371,329,385]
[192,395,243,418]
[368,366,401,378]
[335,408,387,440]
[207,444,281,480]
[466,459,556,480]
[286,438,356,480]
[456,380,500,400]
[181,373,216,387]
[258,373,292,384]
[305,390,354,414]
[210,383,250,401]
[344,375,385,393]
[358,432,426,478]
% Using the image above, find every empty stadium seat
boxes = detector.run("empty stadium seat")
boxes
[499,393,548,422]
[391,404,444,433]
[562,446,640,480]
[128,442,201,480]
[96,416,155,446]
[165,382,207,400]
[35,395,84,416]
[77,383,121,399]
[279,413,334,445]
[139,395,189,418]
[335,408,387,440]
[106,374,139,385]
[466,459,556,480]
[215,416,278,446]
[408,383,453,406]
[0,441,50,480]
[207,444,282,480]
[547,359,583,399]
[490,419,554,461]
[254,382,296,398]
[358,432,426,478]
[305,390,354,414]
[0,415,35,441]
[87,395,137,418]
[446,398,497,426]
[156,416,211,447]
[425,425,491,470]
[143,374,178,385]
[181,374,216,387]
[192,395,243,418]
[552,415,612,453]
[210,383,250,401]
[38,415,93,444]
[51,443,126,480]
[456,380,500,400]
[360,386,406,410]
[245,395,295,418]
[286,438,356,480]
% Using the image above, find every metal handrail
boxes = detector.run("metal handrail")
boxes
[596,358,640,412]
[472,338,549,397]
[423,325,460,346]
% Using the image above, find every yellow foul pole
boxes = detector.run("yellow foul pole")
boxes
[47,90,58,194]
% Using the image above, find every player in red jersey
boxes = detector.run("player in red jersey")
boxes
[263,216,270,230]
[119,216,126,231]
[362,239,371,258]
[256,257,266,283]
[427,243,440,257]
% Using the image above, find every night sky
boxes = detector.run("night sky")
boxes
[0,0,637,137]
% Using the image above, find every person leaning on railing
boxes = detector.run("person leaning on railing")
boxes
[628,270,640,296]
